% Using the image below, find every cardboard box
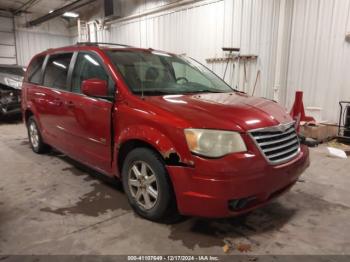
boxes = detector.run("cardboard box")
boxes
[300,123,338,142]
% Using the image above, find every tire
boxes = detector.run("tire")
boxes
[122,147,180,222]
[27,116,50,154]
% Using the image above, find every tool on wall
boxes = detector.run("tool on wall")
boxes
[252,70,261,96]
[221,47,240,81]
[243,59,247,91]
[206,49,258,91]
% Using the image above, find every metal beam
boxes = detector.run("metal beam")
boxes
[27,0,96,27]
[0,44,16,47]
[14,0,41,15]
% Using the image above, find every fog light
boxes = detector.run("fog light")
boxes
[228,196,257,211]
[228,199,240,210]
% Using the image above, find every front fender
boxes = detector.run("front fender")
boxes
[115,124,194,169]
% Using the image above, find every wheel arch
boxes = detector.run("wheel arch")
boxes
[24,109,34,124]
[23,102,39,126]
[117,139,185,174]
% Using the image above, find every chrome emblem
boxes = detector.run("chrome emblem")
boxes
[276,123,292,132]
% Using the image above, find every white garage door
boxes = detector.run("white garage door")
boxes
[0,15,16,65]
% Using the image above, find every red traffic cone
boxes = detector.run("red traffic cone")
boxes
[290,91,315,132]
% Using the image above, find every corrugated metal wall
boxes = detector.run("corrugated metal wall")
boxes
[97,0,282,99]
[93,0,350,122]
[15,30,72,66]
[286,0,350,122]
[14,16,73,67]
[0,15,17,65]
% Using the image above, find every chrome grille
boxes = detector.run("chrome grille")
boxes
[249,122,300,164]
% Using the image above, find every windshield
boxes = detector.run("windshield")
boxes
[106,50,233,95]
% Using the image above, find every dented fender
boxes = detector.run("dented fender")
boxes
[114,124,194,172]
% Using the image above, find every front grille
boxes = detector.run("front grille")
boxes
[249,122,300,164]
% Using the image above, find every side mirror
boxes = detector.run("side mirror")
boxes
[81,78,108,98]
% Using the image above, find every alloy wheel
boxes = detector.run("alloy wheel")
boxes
[128,161,159,210]
[29,122,39,149]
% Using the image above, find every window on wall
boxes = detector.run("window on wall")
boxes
[27,55,45,84]
[43,53,73,90]
[71,52,110,94]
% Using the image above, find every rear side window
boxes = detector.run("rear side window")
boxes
[43,53,73,90]
[27,56,45,84]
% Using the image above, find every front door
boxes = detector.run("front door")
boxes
[63,52,114,173]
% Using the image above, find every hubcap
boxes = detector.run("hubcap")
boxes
[29,122,39,149]
[128,161,158,210]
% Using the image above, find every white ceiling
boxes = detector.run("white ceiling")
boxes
[0,0,76,14]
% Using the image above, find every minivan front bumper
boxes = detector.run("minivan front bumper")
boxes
[167,144,309,218]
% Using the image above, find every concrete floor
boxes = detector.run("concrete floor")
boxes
[0,115,350,255]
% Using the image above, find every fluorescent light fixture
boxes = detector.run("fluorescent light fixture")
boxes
[62,12,79,18]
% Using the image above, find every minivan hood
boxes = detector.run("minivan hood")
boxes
[144,92,293,131]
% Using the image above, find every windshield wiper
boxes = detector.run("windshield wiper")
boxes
[183,90,228,94]
[133,90,171,96]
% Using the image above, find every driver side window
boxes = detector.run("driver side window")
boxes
[172,62,211,86]
[71,52,110,94]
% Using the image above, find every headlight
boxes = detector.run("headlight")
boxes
[184,129,247,158]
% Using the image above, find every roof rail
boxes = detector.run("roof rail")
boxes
[76,42,133,48]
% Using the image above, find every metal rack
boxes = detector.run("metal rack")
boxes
[338,101,350,142]
[205,54,258,63]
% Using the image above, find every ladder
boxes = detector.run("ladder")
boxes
[77,19,89,42]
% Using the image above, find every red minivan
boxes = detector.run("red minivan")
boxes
[21,43,309,221]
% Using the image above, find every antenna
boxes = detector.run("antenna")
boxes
[141,77,144,99]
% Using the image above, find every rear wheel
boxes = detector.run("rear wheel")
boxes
[27,116,50,154]
[122,148,180,222]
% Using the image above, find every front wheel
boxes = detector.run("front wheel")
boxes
[122,148,179,222]
[27,116,50,154]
